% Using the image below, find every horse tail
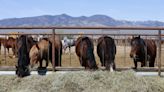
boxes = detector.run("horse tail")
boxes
[82,37,95,60]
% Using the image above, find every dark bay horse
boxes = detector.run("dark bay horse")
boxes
[16,35,37,77]
[130,36,157,69]
[97,36,116,71]
[75,36,97,69]
[29,36,62,69]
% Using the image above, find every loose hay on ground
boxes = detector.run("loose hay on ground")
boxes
[0,70,164,92]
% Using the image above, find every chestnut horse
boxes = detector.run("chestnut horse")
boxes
[1,37,17,57]
[75,36,97,69]
[97,36,116,71]
[130,36,157,69]
[29,36,62,69]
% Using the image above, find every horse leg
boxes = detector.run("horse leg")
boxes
[65,46,68,53]
[113,62,116,70]
[12,48,16,58]
[39,60,43,68]
[149,58,155,67]
[133,60,137,69]
[59,48,62,66]
[69,47,71,53]
[100,57,105,67]
[141,61,146,67]
[7,48,9,55]
[46,60,49,67]
[0,43,1,55]
[55,48,62,66]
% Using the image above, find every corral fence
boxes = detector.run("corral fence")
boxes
[0,26,164,76]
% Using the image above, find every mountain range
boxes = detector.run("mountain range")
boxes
[0,14,164,27]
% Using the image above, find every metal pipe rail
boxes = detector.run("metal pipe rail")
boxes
[0,33,163,36]
[0,26,164,30]
[0,26,163,76]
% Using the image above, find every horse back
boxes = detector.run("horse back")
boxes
[49,35,62,49]
[145,39,157,58]
[75,37,93,57]
[97,36,116,58]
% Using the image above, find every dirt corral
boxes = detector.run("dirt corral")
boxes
[0,70,164,92]
[1,45,164,68]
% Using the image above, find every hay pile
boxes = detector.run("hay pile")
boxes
[0,70,164,92]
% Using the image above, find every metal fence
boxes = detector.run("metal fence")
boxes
[0,26,163,76]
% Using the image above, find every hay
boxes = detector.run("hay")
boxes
[0,70,164,92]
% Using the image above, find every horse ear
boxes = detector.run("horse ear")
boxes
[138,35,140,38]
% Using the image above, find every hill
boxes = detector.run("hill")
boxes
[0,14,164,27]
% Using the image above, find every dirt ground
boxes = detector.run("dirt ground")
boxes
[0,45,164,68]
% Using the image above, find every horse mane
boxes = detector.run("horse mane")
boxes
[131,36,145,46]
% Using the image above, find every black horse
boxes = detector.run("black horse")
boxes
[16,35,37,77]
[97,36,116,71]
[130,36,157,69]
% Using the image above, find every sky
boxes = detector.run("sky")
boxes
[0,0,164,21]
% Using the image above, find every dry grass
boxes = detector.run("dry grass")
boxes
[0,70,164,92]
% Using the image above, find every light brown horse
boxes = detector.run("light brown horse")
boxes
[29,36,62,69]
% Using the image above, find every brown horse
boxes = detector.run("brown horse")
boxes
[130,36,157,69]
[97,36,116,71]
[0,37,5,55]
[75,36,97,69]
[29,36,62,69]
[1,37,17,57]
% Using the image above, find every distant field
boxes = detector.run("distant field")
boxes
[1,45,164,68]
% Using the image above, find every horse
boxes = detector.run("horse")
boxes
[29,36,62,69]
[75,36,97,69]
[1,37,17,57]
[62,37,76,53]
[0,37,5,55]
[16,35,37,77]
[97,36,116,71]
[130,36,157,69]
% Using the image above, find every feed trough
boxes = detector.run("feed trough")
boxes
[37,67,47,75]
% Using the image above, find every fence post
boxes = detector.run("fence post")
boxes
[69,34,72,66]
[52,29,56,71]
[158,30,161,76]
[4,35,7,64]
[124,36,126,66]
